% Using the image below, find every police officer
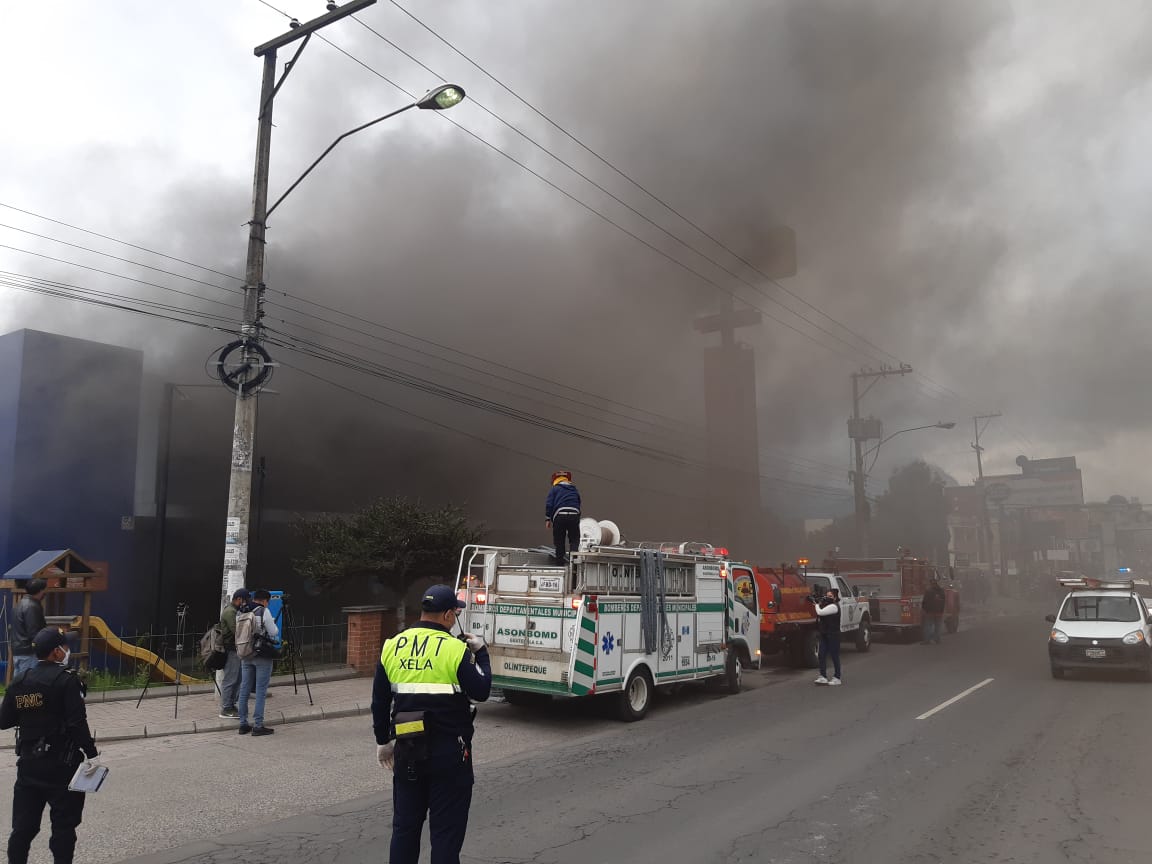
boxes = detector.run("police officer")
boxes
[372,584,491,864]
[0,627,98,864]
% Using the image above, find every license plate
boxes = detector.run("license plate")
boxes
[534,576,562,592]
[1085,647,1107,659]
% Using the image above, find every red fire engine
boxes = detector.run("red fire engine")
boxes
[829,550,960,639]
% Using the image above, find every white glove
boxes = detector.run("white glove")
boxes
[81,760,102,776]
[377,742,395,769]
[463,632,486,653]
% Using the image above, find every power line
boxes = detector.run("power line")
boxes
[383,0,906,367]
[0,201,247,284]
[0,223,239,295]
[0,247,244,315]
[0,201,850,476]
[347,12,896,368]
[0,273,238,334]
[254,1,872,366]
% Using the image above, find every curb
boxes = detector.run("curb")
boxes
[3,702,372,748]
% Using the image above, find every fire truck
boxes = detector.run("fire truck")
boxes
[750,562,872,666]
[830,550,960,639]
[455,527,761,722]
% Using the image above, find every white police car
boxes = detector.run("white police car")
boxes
[1047,577,1152,680]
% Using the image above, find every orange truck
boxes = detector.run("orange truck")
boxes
[829,552,960,640]
[748,562,872,667]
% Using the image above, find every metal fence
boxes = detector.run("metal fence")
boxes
[2,615,348,690]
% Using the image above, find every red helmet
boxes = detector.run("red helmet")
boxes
[551,471,572,485]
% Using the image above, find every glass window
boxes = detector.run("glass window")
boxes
[732,570,757,612]
[1059,596,1141,623]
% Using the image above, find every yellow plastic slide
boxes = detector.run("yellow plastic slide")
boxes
[70,616,207,684]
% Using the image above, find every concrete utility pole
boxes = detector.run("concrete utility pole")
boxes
[972,413,1001,566]
[218,0,377,612]
[695,298,762,556]
[849,364,912,556]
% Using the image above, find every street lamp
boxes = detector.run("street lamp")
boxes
[217,0,465,611]
[853,421,955,555]
[266,84,467,217]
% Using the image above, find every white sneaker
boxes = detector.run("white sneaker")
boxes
[828,678,842,686]
[814,676,829,685]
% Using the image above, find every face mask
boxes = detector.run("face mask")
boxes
[59,649,70,666]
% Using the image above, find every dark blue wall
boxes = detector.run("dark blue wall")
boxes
[0,330,142,630]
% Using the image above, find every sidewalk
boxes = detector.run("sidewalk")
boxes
[0,666,374,747]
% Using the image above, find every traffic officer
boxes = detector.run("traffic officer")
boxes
[0,627,99,864]
[372,583,491,864]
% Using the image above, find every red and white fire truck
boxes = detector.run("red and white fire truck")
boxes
[830,550,960,639]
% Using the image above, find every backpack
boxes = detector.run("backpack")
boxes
[234,607,258,660]
[200,624,227,671]
[236,606,281,660]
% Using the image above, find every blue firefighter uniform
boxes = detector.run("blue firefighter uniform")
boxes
[372,587,491,864]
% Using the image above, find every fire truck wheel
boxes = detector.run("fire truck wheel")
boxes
[801,631,821,668]
[723,650,742,694]
[618,668,653,722]
[855,618,872,652]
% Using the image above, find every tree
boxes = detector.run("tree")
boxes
[868,460,951,561]
[293,497,483,629]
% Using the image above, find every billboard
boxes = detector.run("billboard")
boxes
[982,471,1083,509]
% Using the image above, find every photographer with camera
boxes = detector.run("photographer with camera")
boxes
[808,587,843,686]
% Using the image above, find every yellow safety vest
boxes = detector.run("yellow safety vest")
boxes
[381,626,467,695]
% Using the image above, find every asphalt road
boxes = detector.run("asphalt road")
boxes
[81,610,1152,862]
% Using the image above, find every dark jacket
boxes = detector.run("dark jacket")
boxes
[11,595,46,656]
[371,622,491,751]
[815,597,841,638]
[220,604,238,651]
[0,662,98,766]
[545,482,581,521]
[922,584,947,616]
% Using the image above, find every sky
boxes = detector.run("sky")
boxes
[3,0,1152,539]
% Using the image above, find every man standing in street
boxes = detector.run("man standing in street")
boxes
[812,587,842,686]
[11,578,48,679]
[373,584,491,864]
[217,588,249,719]
[545,470,582,564]
[921,577,947,644]
[237,589,279,737]
[1,627,99,864]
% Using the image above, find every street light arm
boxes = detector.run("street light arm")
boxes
[862,422,956,459]
[265,101,417,217]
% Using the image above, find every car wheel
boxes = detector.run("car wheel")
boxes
[1050,664,1065,679]
[617,667,653,722]
[855,618,872,652]
[723,650,742,694]
[801,630,821,668]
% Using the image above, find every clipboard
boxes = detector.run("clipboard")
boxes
[68,763,109,793]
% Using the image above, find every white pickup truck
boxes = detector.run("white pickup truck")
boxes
[803,571,872,656]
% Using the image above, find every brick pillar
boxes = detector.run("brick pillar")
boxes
[343,605,395,676]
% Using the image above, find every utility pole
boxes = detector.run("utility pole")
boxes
[849,364,912,556]
[972,412,1001,568]
[218,0,377,612]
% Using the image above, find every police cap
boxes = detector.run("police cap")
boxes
[422,584,466,612]
[32,627,67,659]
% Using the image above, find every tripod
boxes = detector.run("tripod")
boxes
[277,596,313,706]
[136,602,190,719]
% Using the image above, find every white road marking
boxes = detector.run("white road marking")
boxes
[916,678,995,720]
